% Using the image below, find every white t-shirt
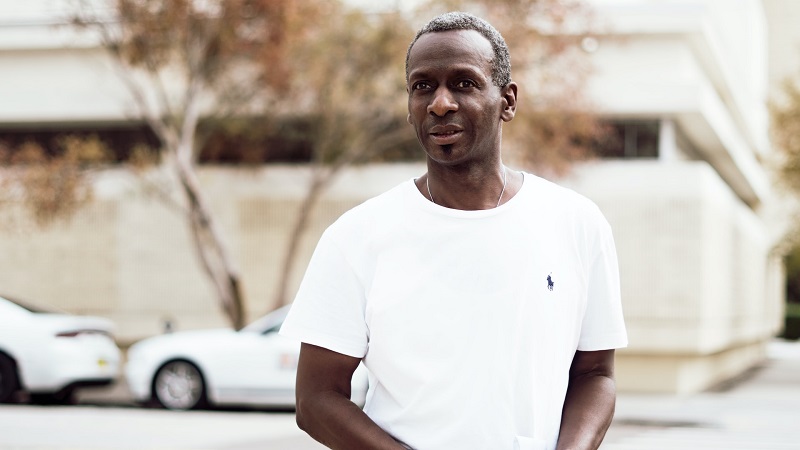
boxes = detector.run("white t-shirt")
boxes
[281,172,627,450]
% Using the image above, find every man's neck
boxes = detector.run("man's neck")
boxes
[419,162,521,210]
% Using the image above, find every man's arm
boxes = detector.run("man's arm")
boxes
[295,343,407,450]
[556,349,617,450]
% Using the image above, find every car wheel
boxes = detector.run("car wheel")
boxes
[0,353,20,403]
[152,360,207,410]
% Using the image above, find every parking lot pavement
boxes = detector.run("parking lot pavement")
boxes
[74,378,136,406]
[0,404,322,450]
[39,339,800,449]
[601,339,800,449]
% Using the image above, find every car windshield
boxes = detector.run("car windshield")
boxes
[241,305,291,334]
[0,295,58,313]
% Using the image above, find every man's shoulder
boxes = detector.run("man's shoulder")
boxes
[523,172,603,218]
[343,179,409,217]
[325,179,410,236]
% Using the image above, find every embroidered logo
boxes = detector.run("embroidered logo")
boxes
[547,273,555,291]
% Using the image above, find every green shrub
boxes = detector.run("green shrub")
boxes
[783,316,800,340]
[780,247,800,340]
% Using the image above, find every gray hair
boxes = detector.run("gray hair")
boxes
[405,12,511,88]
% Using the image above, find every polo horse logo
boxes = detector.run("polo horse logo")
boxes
[547,273,555,291]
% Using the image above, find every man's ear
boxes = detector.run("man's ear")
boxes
[407,113,412,125]
[500,82,518,122]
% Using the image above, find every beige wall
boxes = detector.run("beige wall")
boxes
[764,0,800,92]
[0,164,424,344]
[0,163,784,393]
[564,160,783,392]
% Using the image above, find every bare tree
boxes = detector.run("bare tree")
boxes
[59,0,605,317]
[770,74,800,246]
[772,78,800,195]
[72,0,326,329]
[0,135,111,230]
[272,9,417,307]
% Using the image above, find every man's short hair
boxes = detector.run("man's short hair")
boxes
[405,11,511,88]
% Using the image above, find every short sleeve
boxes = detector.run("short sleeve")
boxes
[280,227,369,358]
[577,215,628,351]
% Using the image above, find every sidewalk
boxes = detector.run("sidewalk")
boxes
[601,339,800,449]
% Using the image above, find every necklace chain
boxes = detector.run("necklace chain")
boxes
[426,166,507,208]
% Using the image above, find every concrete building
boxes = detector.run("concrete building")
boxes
[0,0,797,393]
[560,0,790,393]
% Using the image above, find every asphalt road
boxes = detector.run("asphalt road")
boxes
[3,340,798,450]
[0,402,325,450]
[0,377,328,450]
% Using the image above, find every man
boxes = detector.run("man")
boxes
[280,11,627,450]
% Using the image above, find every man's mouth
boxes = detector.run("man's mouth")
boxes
[430,131,461,145]
[429,126,463,145]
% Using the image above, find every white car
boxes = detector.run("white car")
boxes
[0,295,121,404]
[125,305,368,410]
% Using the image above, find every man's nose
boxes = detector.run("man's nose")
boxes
[427,87,458,116]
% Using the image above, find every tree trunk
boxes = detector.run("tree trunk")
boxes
[273,170,328,309]
[174,155,247,329]
[170,87,247,330]
[272,127,411,310]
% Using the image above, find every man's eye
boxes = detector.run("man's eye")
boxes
[412,82,431,90]
[456,80,476,88]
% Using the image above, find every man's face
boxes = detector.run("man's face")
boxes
[406,29,515,166]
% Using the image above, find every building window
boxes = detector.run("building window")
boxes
[0,119,422,165]
[595,120,660,159]
[0,124,159,162]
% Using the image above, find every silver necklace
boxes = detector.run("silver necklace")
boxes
[426,166,507,208]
